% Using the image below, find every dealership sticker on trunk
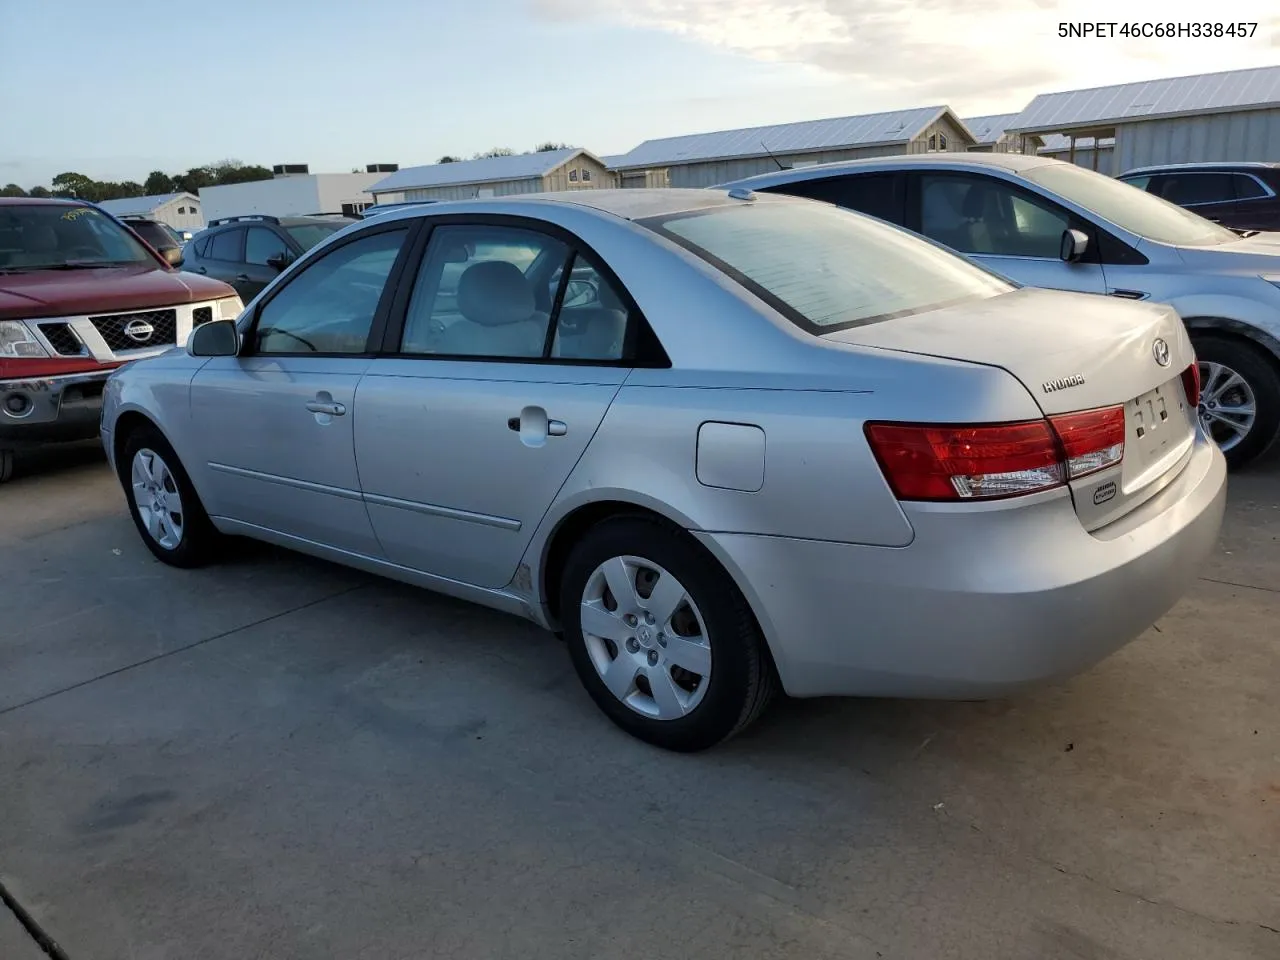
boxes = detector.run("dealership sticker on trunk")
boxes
[1093,481,1118,505]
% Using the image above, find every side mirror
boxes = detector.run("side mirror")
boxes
[1059,228,1089,263]
[562,278,600,308]
[187,319,240,357]
[266,252,292,272]
[162,246,183,267]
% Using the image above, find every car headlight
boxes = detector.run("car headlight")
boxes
[216,295,245,320]
[0,320,51,358]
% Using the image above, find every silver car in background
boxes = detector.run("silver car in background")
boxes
[100,190,1226,751]
[724,154,1280,467]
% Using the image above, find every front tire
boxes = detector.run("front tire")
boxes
[560,516,776,752]
[121,425,220,567]
[1192,334,1280,469]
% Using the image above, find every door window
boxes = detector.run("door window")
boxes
[1155,172,1235,206]
[251,227,409,355]
[400,224,569,358]
[920,174,1069,258]
[1233,174,1268,201]
[547,255,630,361]
[245,226,288,265]
[208,228,243,262]
[766,174,905,224]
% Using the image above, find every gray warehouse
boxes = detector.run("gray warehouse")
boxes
[608,106,976,188]
[369,149,611,203]
[1006,65,1280,176]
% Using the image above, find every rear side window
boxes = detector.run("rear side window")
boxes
[209,228,243,261]
[1154,173,1235,206]
[641,200,1011,333]
[1234,174,1268,200]
[764,173,905,224]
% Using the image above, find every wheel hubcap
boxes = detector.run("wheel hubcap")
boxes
[130,448,185,550]
[1197,360,1257,453]
[579,556,711,720]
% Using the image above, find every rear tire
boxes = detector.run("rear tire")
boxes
[120,425,221,567]
[559,516,776,752]
[0,449,13,484]
[1191,334,1280,469]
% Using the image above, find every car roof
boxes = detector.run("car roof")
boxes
[1119,161,1280,176]
[0,196,87,208]
[721,151,1060,189]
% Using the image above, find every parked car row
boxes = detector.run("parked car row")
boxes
[725,154,1280,467]
[97,183,1227,750]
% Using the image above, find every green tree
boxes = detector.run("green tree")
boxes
[535,142,572,152]
[51,171,95,199]
[144,171,174,195]
[437,155,461,164]
[172,166,215,194]
[474,148,515,159]
[0,183,26,197]
[28,186,50,198]
[214,164,272,185]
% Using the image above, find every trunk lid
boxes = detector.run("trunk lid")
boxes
[829,287,1198,529]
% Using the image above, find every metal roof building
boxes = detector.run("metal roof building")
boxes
[96,192,203,230]
[607,106,976,188]
[962,114,1042,153]
[1006,66,1280,175]
[369,149,612,202]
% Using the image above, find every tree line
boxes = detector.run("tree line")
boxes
[437,142,573,164]
[0,159,274,202]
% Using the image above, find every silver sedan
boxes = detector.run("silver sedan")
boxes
[100,189,1227,751]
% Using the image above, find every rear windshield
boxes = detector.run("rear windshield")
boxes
[0,203,155,271]
[640,199,1012,332]
[285,222,347,251]
[1024,163,1239,247]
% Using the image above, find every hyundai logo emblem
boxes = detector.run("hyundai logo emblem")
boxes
[1152,338,1171,367]
[123,319,155,343]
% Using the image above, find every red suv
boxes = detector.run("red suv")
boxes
[0,198,242,481]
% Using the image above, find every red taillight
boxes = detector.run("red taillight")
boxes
[1048,406,1125,479]
[1181,362,1201,408]
[866,406,1126,502]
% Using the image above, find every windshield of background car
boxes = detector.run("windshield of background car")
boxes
[641,200,1013,333]
[0,204,156,270]
[285,223,347,250]
[130,221,176,249]
[1023,163,1240,247]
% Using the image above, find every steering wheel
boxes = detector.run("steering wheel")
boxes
[261,328,318,352]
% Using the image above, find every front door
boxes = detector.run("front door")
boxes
[238,225,292,300]
[355,220,633,588]
[914,172,1108,294]
[189,223,414,555]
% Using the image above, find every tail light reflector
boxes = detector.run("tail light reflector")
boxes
[866,406,1126,502]
[1181,362,1201,408]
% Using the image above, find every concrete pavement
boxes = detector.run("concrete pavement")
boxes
[1,447,1277,959]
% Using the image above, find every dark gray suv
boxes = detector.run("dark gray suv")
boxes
[183,214,353,301]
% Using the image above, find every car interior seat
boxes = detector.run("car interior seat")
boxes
[438,260,548,357]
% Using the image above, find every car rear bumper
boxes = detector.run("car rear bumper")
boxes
[695,433,1227,699]
[0,369,112,450]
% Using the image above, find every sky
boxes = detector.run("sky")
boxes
[1,0,1277,190]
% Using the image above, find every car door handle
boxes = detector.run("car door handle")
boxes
[305,400,346,416]
[1109,289,1148,300]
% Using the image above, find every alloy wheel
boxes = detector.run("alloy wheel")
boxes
[1197,360,1257,453]
[131,447,185,550]
[579,555,712,720]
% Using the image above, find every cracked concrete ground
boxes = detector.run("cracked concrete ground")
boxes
[1,444,1277,960]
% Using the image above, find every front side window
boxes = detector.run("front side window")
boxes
[641,199,1011,334]
[0,203,154,271]
[920,174,1069,258]
[253,227,408,355]
[245,226,288,266]
[401,224,567,358]
[1023,161,1238,247]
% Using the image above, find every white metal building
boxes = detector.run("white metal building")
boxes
[96,192,203,230]
[607,106,976,188]
[368,149,612,203]
[962,114,1042,154]
[198,169,386,222]
[1006,66,1280,176]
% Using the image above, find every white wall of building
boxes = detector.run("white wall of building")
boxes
[152,196,204,230]
[198,173,383,222]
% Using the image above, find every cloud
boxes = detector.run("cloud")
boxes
[530,0,1280,113]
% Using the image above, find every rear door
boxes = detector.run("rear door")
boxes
[1151,171,1239,225]
[199,227,247,293]
[908,171,1107,294]
[354,217,636,588]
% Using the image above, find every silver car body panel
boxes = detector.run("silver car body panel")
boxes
[101,189,1227,699]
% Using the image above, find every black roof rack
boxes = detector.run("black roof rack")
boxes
[208,214,281,227]
[303,211,357,218]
